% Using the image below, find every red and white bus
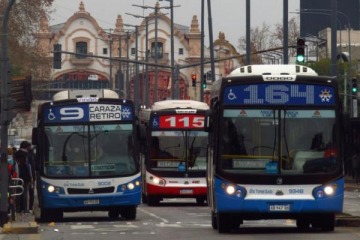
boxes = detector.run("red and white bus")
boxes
[139,100,209,205]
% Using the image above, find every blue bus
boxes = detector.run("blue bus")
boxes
[32,89,141,221]
[207,65,346,232]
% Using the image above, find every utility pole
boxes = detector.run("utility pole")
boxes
[207,0,216,82]
[124,24,140,113]
[159,0,180,99]
[126,13,150,107]
[0,0,16,226]
[200,0,205,102]
[133,3,169,103]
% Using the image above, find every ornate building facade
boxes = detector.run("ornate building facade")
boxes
[34,1,241,107]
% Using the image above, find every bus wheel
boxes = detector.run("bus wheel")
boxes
[319,213,335,231]
[211,212,217,230]
[108,209,120,218]
[41,209,63,222]
[121,206,136,220]
[217,213,232,233]
[296,217,310,230]
[147,196,160,206]
[196,197,206,205]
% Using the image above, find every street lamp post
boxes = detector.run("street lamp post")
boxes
[124,24,140,113]
[0,0,16,226]
[159,0,180,99]
[133,3,170,103]
[126,13,150,107]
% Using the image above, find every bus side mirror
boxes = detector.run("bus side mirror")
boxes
[204,110,213,133]
[139,124,148,149]
[32,127,38,145]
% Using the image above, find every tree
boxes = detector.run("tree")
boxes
[0,0,54,76]
[238,17,300,63]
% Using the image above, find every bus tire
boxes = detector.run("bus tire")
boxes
[296,217,310,230]
[211,211,217,229]
[319,213,335,231]
[108,208,120,219]
[40,208,63,222]
[196,197,207,205]
[147,196,160,206]
[121,206,136,220]
[217,213,232,233]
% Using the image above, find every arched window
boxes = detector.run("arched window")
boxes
[76,42,87,59]
[151,42,163,59]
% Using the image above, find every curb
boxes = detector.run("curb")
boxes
[2,221,38,234]
[336,213,360,227]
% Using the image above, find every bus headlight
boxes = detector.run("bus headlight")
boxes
[150,176,166,186]
[315,184,336,198]
[127,183,135,190]
[324,186,335,195]
[47,185,63,194]
[226,185,236,195]
[48,185,55,192]
[221,182,246,198]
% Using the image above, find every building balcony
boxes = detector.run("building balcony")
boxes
[147,52,169,65]
[69,53,94,66]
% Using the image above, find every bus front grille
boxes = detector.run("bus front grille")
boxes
[67,187,115,194]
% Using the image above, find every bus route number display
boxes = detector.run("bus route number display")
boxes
[152,115,205,129]
[223,84,335,105]
[43,103,133,123]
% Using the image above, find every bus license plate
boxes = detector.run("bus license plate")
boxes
[269,204,290,211]
[84,199,100,205]
[180,189,193,194]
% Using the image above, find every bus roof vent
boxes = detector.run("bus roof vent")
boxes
[227,64,318,77]
[52,89,119,101]
[247,66,252,73]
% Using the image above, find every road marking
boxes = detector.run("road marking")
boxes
[138,208,169,223]
[71,225,95,229]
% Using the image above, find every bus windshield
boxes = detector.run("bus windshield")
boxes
[44,123,137,177]
[221,109,337,175]
[149,131,207,171]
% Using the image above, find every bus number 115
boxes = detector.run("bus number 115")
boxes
[161,115,205,128]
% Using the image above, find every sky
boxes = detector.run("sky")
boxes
[49,0,300,51]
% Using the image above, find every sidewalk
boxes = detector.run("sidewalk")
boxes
[1,212,38,234]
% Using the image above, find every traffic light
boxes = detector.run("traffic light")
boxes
[352,78,358,94]
[53,43,62,69]
[202,74,207,89]
[296,38,305,63]
[191,74,197,87]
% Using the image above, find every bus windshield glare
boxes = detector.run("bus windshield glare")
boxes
[44,123,136,177]
[221,109,337,174]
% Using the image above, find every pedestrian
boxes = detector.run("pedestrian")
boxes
[26,145,36,213]
[14,141,33,213]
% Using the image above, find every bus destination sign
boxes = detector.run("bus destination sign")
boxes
[43,104,133,123]
[151,115,205,129]
[223,84,335,105]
